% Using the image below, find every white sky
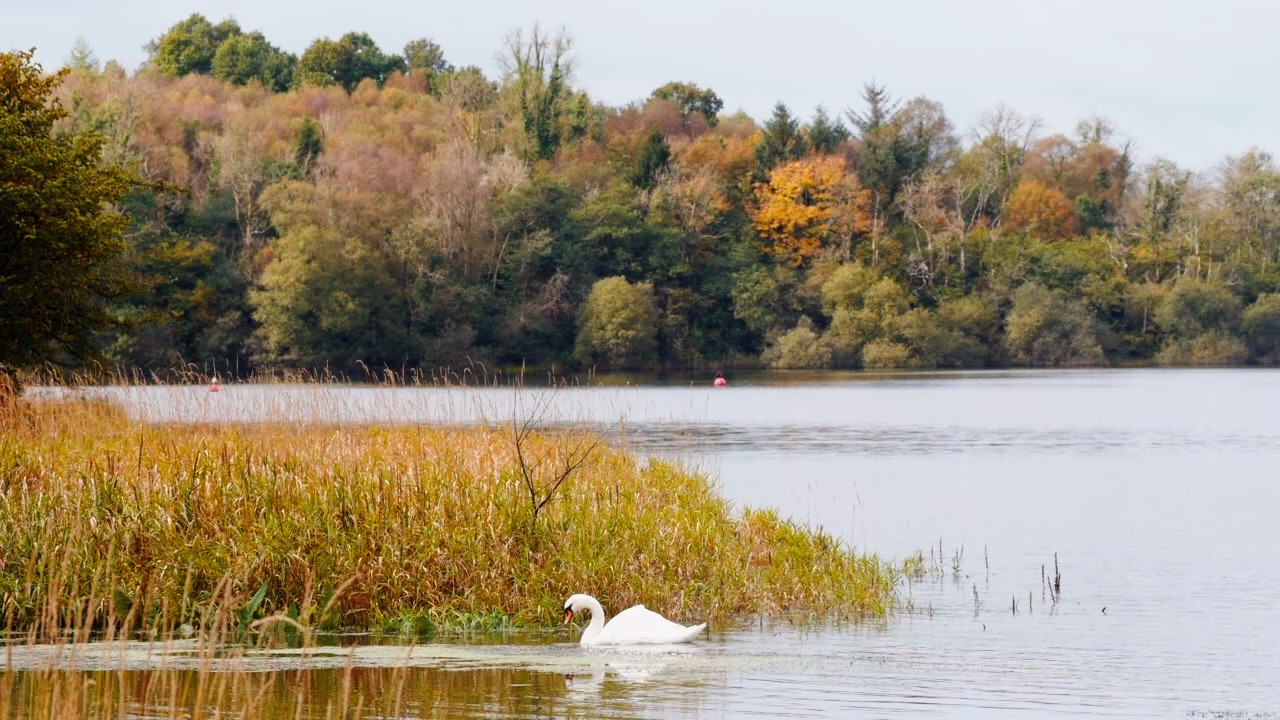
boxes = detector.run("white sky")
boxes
[6,0,1276,171]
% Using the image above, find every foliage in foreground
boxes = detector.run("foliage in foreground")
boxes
[0,398,895,636]
[0,50,137,371]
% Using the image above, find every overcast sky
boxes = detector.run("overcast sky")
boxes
[7,0,1276,171]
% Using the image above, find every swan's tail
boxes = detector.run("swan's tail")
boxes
[678,623,707,643]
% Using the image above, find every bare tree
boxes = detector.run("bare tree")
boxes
[505,388,602,535]
[498,25,575,160]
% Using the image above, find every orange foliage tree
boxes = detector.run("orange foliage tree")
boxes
[750,155,872,266]
[1003,179,1077,240]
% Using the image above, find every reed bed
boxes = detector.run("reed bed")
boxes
[0,392,896,639]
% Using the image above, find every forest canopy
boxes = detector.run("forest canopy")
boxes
[4,14,1280,376]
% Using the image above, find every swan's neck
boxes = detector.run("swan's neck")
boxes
[580,596,607,645]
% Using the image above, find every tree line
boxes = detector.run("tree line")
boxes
[3,15,1279,378]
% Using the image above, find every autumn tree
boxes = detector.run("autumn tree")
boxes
[954,105,1039,229]
[413,144,529,282]
[751,155,872,266]
[439,66,500,150]
[1003,179,1077,240]
[650,81,723,128]
[0,50,138,370]
[1022,127,1132,234]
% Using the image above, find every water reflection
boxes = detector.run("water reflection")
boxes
[0,665,655,719]
[1,640,721,719]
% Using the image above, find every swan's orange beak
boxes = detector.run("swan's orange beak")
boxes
[563,609,574,625]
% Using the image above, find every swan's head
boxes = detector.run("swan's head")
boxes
[562,594,592,624]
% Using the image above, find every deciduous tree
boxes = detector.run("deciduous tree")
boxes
[751,155,871,266]
[211,32,295,92]
[501,25,575,161]
[147,14,241,77]
[650,81,723,128]
[574,276,659,369]
[296,33,405,92]
[1003,179,1077,240]
[0,50,138,369]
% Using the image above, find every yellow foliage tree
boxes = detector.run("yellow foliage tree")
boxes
[751,155,872,266]
[1003,179,1077,240]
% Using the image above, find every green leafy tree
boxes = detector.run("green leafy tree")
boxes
[109,234,251,371]
[1154,279,1242,339]
[650,81,723,127]
[818,263,916,367]
[763,317,832,369]
[731,268,791,340]
[147,14,241,77]
[250,182,416,369]
[296,32,405,92]
[0,50,138,370]
[404,38,452,90]
[1003,283,1104,367]
[1154,278,1246,365]
[1244,293,1280,363]
[211,32,296,92]
[574,276,659,369]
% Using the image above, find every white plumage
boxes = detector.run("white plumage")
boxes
[563,593,706,646]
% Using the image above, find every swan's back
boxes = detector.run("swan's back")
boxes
[591,604,707,645]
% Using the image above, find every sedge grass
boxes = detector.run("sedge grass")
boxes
[0,393,896,637]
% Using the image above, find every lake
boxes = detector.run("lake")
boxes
[11,369,1280,718]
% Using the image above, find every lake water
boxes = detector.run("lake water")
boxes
[12,369,1280,718]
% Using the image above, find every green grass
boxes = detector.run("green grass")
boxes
[0,393,897,639]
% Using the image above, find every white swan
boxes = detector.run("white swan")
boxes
[562,593,706,646]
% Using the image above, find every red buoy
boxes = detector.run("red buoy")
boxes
[713,373,727,387]
[209,376,220,393]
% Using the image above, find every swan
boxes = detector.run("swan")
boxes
[562,594,706,646]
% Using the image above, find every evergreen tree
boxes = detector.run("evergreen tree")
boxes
[755,102,807,178]
[631,127,671,190]
[806,105,850,154]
